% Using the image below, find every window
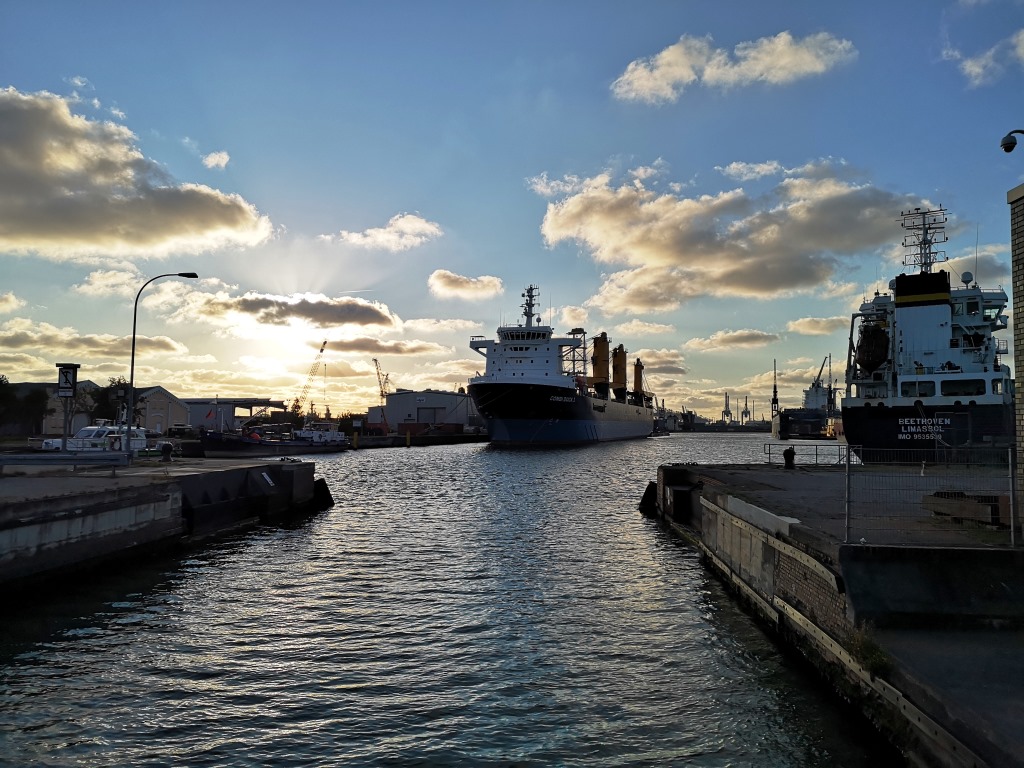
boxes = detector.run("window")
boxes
[901,380,935,397]
[940,379,985,397]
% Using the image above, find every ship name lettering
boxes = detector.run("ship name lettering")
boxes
[550,396,575,402]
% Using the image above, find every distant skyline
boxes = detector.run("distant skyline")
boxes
[2,1,1023,420]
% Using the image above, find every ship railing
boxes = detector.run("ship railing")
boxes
[842,445,1019,548]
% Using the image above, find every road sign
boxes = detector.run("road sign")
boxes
[56,363,80,398]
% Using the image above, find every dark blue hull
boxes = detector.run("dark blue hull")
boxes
[468,382,653,445]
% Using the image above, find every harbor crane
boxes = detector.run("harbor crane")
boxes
[292,340,327,416]
[372,357,392,433]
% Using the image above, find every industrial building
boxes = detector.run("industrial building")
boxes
[366,388,481,436]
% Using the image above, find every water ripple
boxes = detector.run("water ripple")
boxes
[0,434,898,766]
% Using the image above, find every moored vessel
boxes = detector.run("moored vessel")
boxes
[840,207,1014,460]
[198,420,352,458]
[771,357,837,440]
[468,285,655,445]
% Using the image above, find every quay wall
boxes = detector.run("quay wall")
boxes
[0,485,182,584]
[648,463,998,768]
[0,460,329,587]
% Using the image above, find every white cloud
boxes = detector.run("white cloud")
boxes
[785,316,848,335]
[682,329,780,352]
[716,161,784,181]
[614,319,676,336]
[427,270,504,300]
[0,291,26,314]
[612,31,857,104]
[202,151,230,169]
[329,213,443,252]
[943,28,1024,86]
[71,269,142,298]
[526,172,585,198]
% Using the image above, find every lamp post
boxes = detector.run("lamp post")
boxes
[126,272,199,461]
[1000,130,1024,153]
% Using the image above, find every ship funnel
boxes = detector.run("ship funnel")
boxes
[612,344,627,401]
[633,358,645,397]
[591,332,610,398]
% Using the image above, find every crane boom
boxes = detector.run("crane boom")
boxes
[293,340,327,415]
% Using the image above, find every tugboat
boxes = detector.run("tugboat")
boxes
[840,207,1014,461]
[468,285,655,445]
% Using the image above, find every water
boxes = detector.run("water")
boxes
[0,433,899,766]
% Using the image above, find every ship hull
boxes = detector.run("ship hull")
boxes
[839,402,1013,461]
[468,382,653,445]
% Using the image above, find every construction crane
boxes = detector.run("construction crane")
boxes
[292,340,327,416]
[372,358,391,434]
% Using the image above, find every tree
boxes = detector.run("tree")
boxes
[0,375,14,428]
[20,389,54,435]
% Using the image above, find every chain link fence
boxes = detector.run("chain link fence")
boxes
[764,443,1019,547]
[844,447,1017,547]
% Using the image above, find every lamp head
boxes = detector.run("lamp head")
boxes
[178,272,199,278]
[1001,133,1018,153]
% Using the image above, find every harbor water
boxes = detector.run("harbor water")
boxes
[0,433,899,766]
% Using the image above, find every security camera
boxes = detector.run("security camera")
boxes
[1002,133,1018,153]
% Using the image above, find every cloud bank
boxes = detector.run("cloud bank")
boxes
[0,87,272,261]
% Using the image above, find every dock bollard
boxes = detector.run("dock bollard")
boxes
[783,446,795,469]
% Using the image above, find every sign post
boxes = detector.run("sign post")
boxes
[55,363,80,452]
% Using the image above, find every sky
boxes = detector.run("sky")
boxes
[2,1,1023,422]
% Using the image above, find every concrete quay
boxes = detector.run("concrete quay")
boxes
[643,462,1024,768]
[0,455,333,589]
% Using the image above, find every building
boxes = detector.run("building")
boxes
[367,388,481,435]
[129,386,191,434]
[181,397,288,431]
[1009,182,1024,488]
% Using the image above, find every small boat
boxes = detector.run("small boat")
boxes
[840,206,1014,461]
[36,420,148,453]
[467,285,655,445]
[198,421,352,458]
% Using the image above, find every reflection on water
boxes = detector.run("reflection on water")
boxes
[0,434,899,766]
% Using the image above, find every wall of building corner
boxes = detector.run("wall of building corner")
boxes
[1010,183,1024,486]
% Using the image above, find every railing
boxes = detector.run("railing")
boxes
[763,442,854,466]
[0,452,129,476]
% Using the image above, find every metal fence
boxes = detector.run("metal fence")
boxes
[843,447,1017,547]
[763,443,1019,547]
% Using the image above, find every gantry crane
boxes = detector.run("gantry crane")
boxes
[292,340,327,416]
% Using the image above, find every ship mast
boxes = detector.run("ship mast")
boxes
[521,285,538,328]
[899,206,947,274]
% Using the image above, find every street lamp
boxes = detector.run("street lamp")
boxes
[126,272,199,461]
[1000,130,1024,153]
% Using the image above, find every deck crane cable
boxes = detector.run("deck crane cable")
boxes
[293,340,328,416]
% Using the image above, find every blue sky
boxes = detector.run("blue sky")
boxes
[2,1,1023,420]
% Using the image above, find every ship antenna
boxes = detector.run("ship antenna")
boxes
[771,359,779,417]
[975,225,980,286]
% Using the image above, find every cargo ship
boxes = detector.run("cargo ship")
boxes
[840,207,1014,461]
[468,285,655,445]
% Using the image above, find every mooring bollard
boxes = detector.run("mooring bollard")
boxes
[783,446,795,469]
